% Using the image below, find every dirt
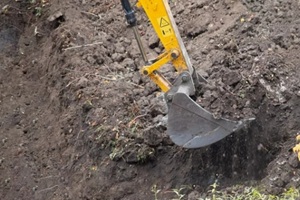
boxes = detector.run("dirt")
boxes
[1,0,300,199]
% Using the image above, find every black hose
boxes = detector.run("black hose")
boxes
[120,0,137,26]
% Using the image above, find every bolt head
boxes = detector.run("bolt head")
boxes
[171,52,177,59]
[181,75,189,82]
[143,70,148,75]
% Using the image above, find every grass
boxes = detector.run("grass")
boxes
[151,182,300,200]
[27,0,49,17]
[205,186,300,200]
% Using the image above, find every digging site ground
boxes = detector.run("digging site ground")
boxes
[1,0,300,199]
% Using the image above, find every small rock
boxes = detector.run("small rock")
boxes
[280,171,292,184]
[183,8,191,15]
[210,50,226,65]
[122,58,136,69]
[115,43,126,54]
[162,135,173,146]
[128,44,140,59]
[148,35,160,49]
[143,127,163,146]
[86,55,96,64]
[291,176,300,187]
[112,62,123,71]
[132,72,141,84]
[272,176,284,187]
[111,53,124,62]
[123,37,131,45]
[222,70,241,86]
[288,153,299,168]
[105,16,114,24]
[176,3,185,14]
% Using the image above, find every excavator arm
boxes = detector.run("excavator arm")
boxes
[121,0,198,92]
[120,0,252,148]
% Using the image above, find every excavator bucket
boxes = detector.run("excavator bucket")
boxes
[167,93,249,148]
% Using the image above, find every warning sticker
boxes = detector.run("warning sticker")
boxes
[157,16,173,37]
[160,17,170,27]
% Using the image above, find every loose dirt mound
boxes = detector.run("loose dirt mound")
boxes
[1,0,300,199]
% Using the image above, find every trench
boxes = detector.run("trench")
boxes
[181,92,299,188]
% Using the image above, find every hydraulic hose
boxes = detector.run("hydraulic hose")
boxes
[120,0,148,63]
[121,0,137,26]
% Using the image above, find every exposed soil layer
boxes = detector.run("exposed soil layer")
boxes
[1,0,300,199]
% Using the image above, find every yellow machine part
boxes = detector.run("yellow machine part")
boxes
[136,0,190,92]
[293,135,300,161]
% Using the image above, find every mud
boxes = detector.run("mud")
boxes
[1,0,300,199]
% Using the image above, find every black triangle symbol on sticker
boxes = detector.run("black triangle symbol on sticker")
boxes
[160,18,169,27]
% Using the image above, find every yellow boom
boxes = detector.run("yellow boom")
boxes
[122,0,196,92]
[136,0,193,92]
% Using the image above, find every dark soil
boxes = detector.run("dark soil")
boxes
[1,0,300,199]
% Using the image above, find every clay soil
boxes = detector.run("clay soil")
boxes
[1,0,300,199]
